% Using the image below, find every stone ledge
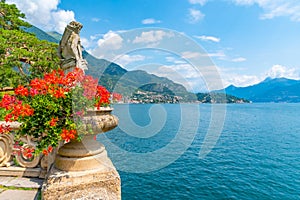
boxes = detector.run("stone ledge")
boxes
[0,176,43,189]
[0,166,46,178]
[42,164,121,200]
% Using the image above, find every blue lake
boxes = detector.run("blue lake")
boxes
[98,103,300,200]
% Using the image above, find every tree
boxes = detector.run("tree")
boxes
[0,0,30,30]
[0,0,60,88]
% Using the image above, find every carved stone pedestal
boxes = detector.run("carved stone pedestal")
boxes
[41,108,120,200]
[41,149,121,200]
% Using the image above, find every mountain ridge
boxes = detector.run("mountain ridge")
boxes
[25,23,288,103]
[219,77,300,102]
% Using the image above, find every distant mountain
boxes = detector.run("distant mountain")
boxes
[220,77,300,102]
[139,83,175,95]
[196,93,250,103]
[47,31,62,41]
[24,25,255,103]
[22,26,59,43]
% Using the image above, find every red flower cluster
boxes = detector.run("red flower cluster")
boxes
[43,69,65,85]
[23,68,101,100]
[49,117,58,127]
[0,123,11,134]
[112,92,122,102]
[0,94,34,122]
[29,70,68,98]
[82,75,98,100]
[95,85,110,109]
[15,85,29,96]
[29,78,48,95]
[23,147,34,159]
[63,68,84,87]
[1,94,17,110]
[0,67,120,155]
[60,129,77,143]
[42,146,53,156]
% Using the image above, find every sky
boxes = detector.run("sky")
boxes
[6,0,300,92]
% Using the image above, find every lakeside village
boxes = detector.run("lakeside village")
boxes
[124,90,250,104]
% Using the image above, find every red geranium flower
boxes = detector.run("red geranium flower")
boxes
[15,85,29,96]
[49,117,58,127]
[60,129,77,143]
[23,147,34,159]
[42,146,53,156]
[0,124,11,134]
[0,94,16,110]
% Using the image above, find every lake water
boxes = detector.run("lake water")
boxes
[98,103,300,200]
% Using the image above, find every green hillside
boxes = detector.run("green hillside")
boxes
[22,26,59,43]
[196,93,250,103]
[47,31,62,41]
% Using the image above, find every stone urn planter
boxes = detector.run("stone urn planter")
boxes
[55,107,118,171]
[42,107,121,200]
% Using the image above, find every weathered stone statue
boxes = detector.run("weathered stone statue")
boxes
[58,21,88,72]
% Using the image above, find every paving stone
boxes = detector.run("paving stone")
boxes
[0,176,15,185]
[0,190,39,200]
[5,177,43,189]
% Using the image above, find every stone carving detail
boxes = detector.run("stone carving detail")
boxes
[14,136,41,168]
[0,132,13,167]
[0,121,55,177]
[58,21,88,72]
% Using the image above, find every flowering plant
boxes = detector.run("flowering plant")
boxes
[0,68,121,157]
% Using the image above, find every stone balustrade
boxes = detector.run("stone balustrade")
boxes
[0,121,55,178]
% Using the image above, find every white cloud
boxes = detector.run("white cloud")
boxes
[97,31,123,50]
[149,64,228,91]
[266,64,300,79]
[194,35,221,42]
[188,0,207,6]
[142,18,162,24]
[80,34,105,50]
[232,0,300,22]
[149,64,205,91]
[233,0,256,5]
[181,51,203,59]
[188,8,205,23]
[181,50,226,60]
[223,74,261,87]
[207,51,226,59]
[133,30,174,45]
[7,0,75,33]
[232,57,247,62]
[90,34,103,41]
[80,37,91,49]
[166,57,176,62]
[51,10,75,33]
[115,54,146,67]
[92,18,101,22]
[219,64,300,88]
[218,66,262,87]
[165,56,186,64]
